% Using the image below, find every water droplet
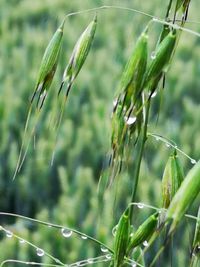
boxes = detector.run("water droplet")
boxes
[165,143,170,148]
[137,203,144,209]
[81,235,88,240]
[6,230,13,238]
[156,137,160,141]
[130,233,134,237]
[105,254,112,260]
[151,51,156,60]
[153,17,158,22]
[19,238,25,244]
[143,240,149,247]
[112,225,118,236]
[47,224,52,228]
[36,248,45,257]
[100,246,108,253]
[132,263,137,267]
[126,116,137,126]
[191,159,197,165]
[113,99,118,108]
[87,258,94,264]
[61,228,72,238]
[151,91,157,98]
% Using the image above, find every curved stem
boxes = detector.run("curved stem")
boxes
[0,212,113,254]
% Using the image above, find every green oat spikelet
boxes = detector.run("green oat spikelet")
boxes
[113,207,130,267]
[119,27,148,110]
[109,27,148,179]
[127,212,158,252]
[51,16,97,165]
[13,20,65,179]
[166,161,200,235]
[31,20,64,109]
[144,30,177,91]
[58,15,97,97]
[162,151,184,208]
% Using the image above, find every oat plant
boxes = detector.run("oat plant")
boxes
[1,1,200,267]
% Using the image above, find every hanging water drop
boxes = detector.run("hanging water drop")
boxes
[6,230,13,238]
[191,159,197,165]
[19,238,25,244]
[151,51,156,60]
[105,254,112,260]
[137,203,144,209]
[165,143,170,148]
[81,235,88,240]
[112,225,118,236]
[87,258,94,264]
[151,91,157,98]
[143,240,149,247]
[61,228,72,238]
[132,263,137,267]
[36,248,45,257]
[126,116,137,126]
[100,246,108,253]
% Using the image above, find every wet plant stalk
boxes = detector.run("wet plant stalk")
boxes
[130,99,151,220]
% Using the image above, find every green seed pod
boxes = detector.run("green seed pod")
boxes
[114,207,130,267]
[120,28,148,109]
[162,151,184,208]
[144,30,177,90]
[31,20,64,107]
[166,161,200,235]
[59,15,97,96]
[127,212,158,252]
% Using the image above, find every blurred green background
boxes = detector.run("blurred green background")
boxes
[0,0,200,266]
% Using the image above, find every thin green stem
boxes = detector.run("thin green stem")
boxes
[166,0,173,19]
[129,99,151,220]
[0,212,113,254]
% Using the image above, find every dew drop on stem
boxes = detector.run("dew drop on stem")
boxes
[87,258,94,264]
[6,230,13,238]
[61,228,72,238]
[137,203,144,209]
[143,240,149,247]
[100,246,108,253]
[105,254,112,260]
[19,238,25,244]
[151,51,156,60]
[112,225,118,236]
[81,235,88,240]
[36,248,45,257]
[191,159,197,165]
